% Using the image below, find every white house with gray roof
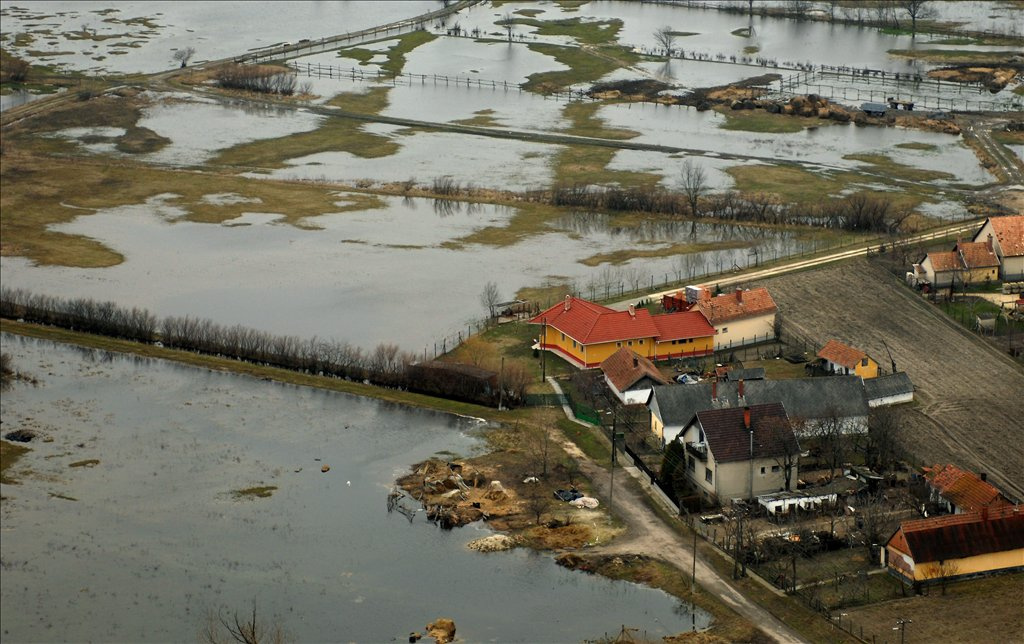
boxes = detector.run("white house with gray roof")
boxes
[649,376,869,445]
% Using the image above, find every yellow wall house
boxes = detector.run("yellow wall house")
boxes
[817,339,879,379]
[530,296,714,369]
[885,504,1024,588]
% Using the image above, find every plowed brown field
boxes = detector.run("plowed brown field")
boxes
[756,258,1024,500]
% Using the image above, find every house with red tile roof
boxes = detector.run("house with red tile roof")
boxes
[688,287,778,350]
[529,296,714,368]
[817,339,879,380]
[600,348,670,404]
[884,504,1024,587]
[923,464,1010,515]
[973,215,1024,280]
[676,402,799,503]
[913,240,999,289]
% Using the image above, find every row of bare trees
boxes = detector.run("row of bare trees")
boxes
[0,287,524,407]
[215,64,298,95]
[550,181,909,234]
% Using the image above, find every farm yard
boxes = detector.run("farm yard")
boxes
[757,257,1024,500]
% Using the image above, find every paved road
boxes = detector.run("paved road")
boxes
[547,378,807,644]
[608,218,984,310]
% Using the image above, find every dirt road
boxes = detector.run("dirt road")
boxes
[547,379,807,644]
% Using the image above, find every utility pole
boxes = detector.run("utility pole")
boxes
[894,618,911,644]
[541,317,547,382]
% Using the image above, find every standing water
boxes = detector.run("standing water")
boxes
[0,334,709,641]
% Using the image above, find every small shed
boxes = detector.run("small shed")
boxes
[861,102,888,117]
[976,312,997,334]
[863,372,914,408]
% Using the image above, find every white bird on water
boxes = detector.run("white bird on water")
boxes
[346,480,351,486]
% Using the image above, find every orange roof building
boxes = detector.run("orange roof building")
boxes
[973,215,1024,281]
[530,296,715,368]
[923,464,1010,514]
[686,287,778,350]
[817,339,879,380]
[885,504,1024,585]
[600,348,670,404]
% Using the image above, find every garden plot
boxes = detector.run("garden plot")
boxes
[759,258,1024,500]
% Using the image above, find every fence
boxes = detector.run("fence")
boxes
[289,60,594,102]
[767,69,1020,113]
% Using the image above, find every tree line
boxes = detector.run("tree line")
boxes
[0,287,526,408]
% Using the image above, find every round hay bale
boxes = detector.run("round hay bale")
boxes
[321,464,330,473]
[782,104,795,115]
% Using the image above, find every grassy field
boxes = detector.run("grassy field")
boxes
[843,153,955,183]
[209,87,399,169]
[0,440,31,485]
[335,30,436,77]
[523,42,639,93]
[505,17,623,46]
[846,573,1024,644]
[560,101,638,140]
[717,109,821,134]
[0,152,385,267]
[887,48,1024,63]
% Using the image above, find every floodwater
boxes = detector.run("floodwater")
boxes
[0,334,709,641]
[0,1,438,74]
[0,193,810,352]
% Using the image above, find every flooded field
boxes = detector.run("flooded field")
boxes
[0,334,709,641]
[0,193,812,351]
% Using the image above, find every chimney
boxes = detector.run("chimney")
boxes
[628,304,636,318]
[564,295,571,312]
[743,406,751,430]
[980,472,987,482]
[735,287,743,303]
[712,378,718,402]
[738,378,745,399]
[700,287,711,302]
[633,356,639,368]
[987,234,993,252]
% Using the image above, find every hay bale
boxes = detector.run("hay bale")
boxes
[817,107,830,118]
[782,104,795,115]
[467,534,517,552]
[485,480,507,500]
[828,107,851,123]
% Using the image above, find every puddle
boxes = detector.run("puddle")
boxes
[0,334,710,641]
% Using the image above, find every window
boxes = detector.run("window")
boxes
[561,333,565,341]
[616,342,622,347]
[705,468,713,483]
[627,340,633,346]
[772,465,781,473]
[722,327,728,333]
[861,358,868,367]
[572,340,577,348]
[638,339,644,345]
[760,466,766,475]
[687,457,695,472]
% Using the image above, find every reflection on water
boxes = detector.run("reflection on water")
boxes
[0,334,710,642]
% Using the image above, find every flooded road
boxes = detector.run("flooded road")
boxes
[0,334,710,641]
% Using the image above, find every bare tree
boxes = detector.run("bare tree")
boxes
[503,12,514,42]
[173,46,196,68]
[924,558,960,595]
[525,425,553,479]
[865,406,905,473]
[480,281,501,320]
[524,485,551,525]
[808,410,847,483]
[680,159,709,223]
[653,26,676,56]
[200,604,289,644]
[898,0,933,35]
[764,416,801,491]
[787,0,812,19]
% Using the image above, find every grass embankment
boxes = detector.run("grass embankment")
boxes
[843,153,955,183]
[895,142,938,151]
[1,440,31,485]
[209,87,400,170]
[550,101,661,188]
[887,48,1023,63]
[452,108,501,127]
[69,459,100,468]
[580,241,751,267]
[0,152,384,267]
[992,128,1024,145]
[335,30,436,77]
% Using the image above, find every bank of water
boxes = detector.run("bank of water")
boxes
[0,334,710,641]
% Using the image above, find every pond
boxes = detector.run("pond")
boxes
[0,334,710,641]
